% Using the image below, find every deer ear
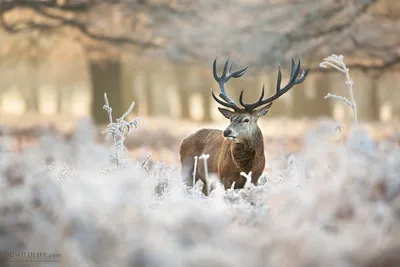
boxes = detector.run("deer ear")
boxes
[253,102,273,118]
[218,107,234,119]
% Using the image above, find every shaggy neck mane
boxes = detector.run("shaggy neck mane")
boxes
[230,127,264,173]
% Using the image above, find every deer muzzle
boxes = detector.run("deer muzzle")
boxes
[223,128,236,140]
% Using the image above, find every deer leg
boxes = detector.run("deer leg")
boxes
[201,182,209,196]
[251,171,262,186]
[181,156,195,188]
[199,173,210,196]
[196,160,210,196]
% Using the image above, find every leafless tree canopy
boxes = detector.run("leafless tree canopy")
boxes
[1,0,399,71]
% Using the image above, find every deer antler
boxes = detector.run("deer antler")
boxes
[239,57,308,112]
[211,57,249,112]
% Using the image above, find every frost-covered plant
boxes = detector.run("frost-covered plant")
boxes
[0,126,14,170]
[320,54,358,128]
[0,125,12,153]
[102,93,142,172]
[193,155,198,188]
[319,54,377,155]
[189,154,224,197]
[240,171,253,188]
[0,119,399,267]
[32,161,76,182]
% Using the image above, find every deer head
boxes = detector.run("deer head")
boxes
[212,57,308,141]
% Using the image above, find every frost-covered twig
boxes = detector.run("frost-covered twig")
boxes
[335,125,345,145]
[229,182,236,191]
[141,153,152,177]
[32,162,77,182]
[102,93,143,171]
[240,171,253,188]
[192,156,198,188]
[102,93,142,142]
[103,93,113,126]
[320,54,358,128]
[199,154,210,195]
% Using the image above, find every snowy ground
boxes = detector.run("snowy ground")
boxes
[0,115,399,267]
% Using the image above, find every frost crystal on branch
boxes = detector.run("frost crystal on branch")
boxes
[320,54,358,128]
[193,156,198,189]
[240,171,253,189]
[102,93,142,172]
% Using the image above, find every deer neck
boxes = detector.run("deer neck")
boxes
[230,128,264,173]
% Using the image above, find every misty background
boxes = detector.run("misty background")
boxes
[0,0,399,127]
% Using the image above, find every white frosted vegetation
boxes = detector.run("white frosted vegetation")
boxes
[0,58,399,267]
[320,54,358,128]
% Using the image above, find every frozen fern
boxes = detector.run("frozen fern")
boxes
[102,93,143,172]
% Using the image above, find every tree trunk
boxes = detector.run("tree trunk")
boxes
[180,86,190,120]
[266,72,289,117]
[55,75,63,114]
[201,85,212,122]
[357,70,381,121]
[175,64,190,120]
[368,77,380,121]
[25,87,40,112]
[291,81,307,118]
[144,71,154,116]
[24,58,40,112]
[313,72,331,118]
[89,57,123,125]
[197,67,212,122]
[121,58,138,114]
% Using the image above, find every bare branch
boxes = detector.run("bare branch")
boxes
[320,54,358,128]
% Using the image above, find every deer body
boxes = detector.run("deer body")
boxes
[180,126,265,192]
[180,57,308,195]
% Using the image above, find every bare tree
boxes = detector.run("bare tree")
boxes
[0,33,56,112]
[173,63,193,120]
[3,0,400,70]
[0,0,197,123]
[1,0,399,122]
[155,0,400,72]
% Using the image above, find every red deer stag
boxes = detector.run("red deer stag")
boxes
[180,57,308,195]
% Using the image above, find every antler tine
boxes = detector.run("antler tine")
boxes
[211,56,249,111]
[239,57,309,112]
[289,57,296,79]
[211,90,240,111]
[239,84,265,108]
[283,57,302,90]
[296,69,309,84]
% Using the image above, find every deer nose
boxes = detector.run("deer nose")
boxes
[223,129,232,137]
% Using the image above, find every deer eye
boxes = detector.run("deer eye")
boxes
[243,118,250,123]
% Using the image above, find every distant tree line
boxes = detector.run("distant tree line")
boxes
[0,0,399,123]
